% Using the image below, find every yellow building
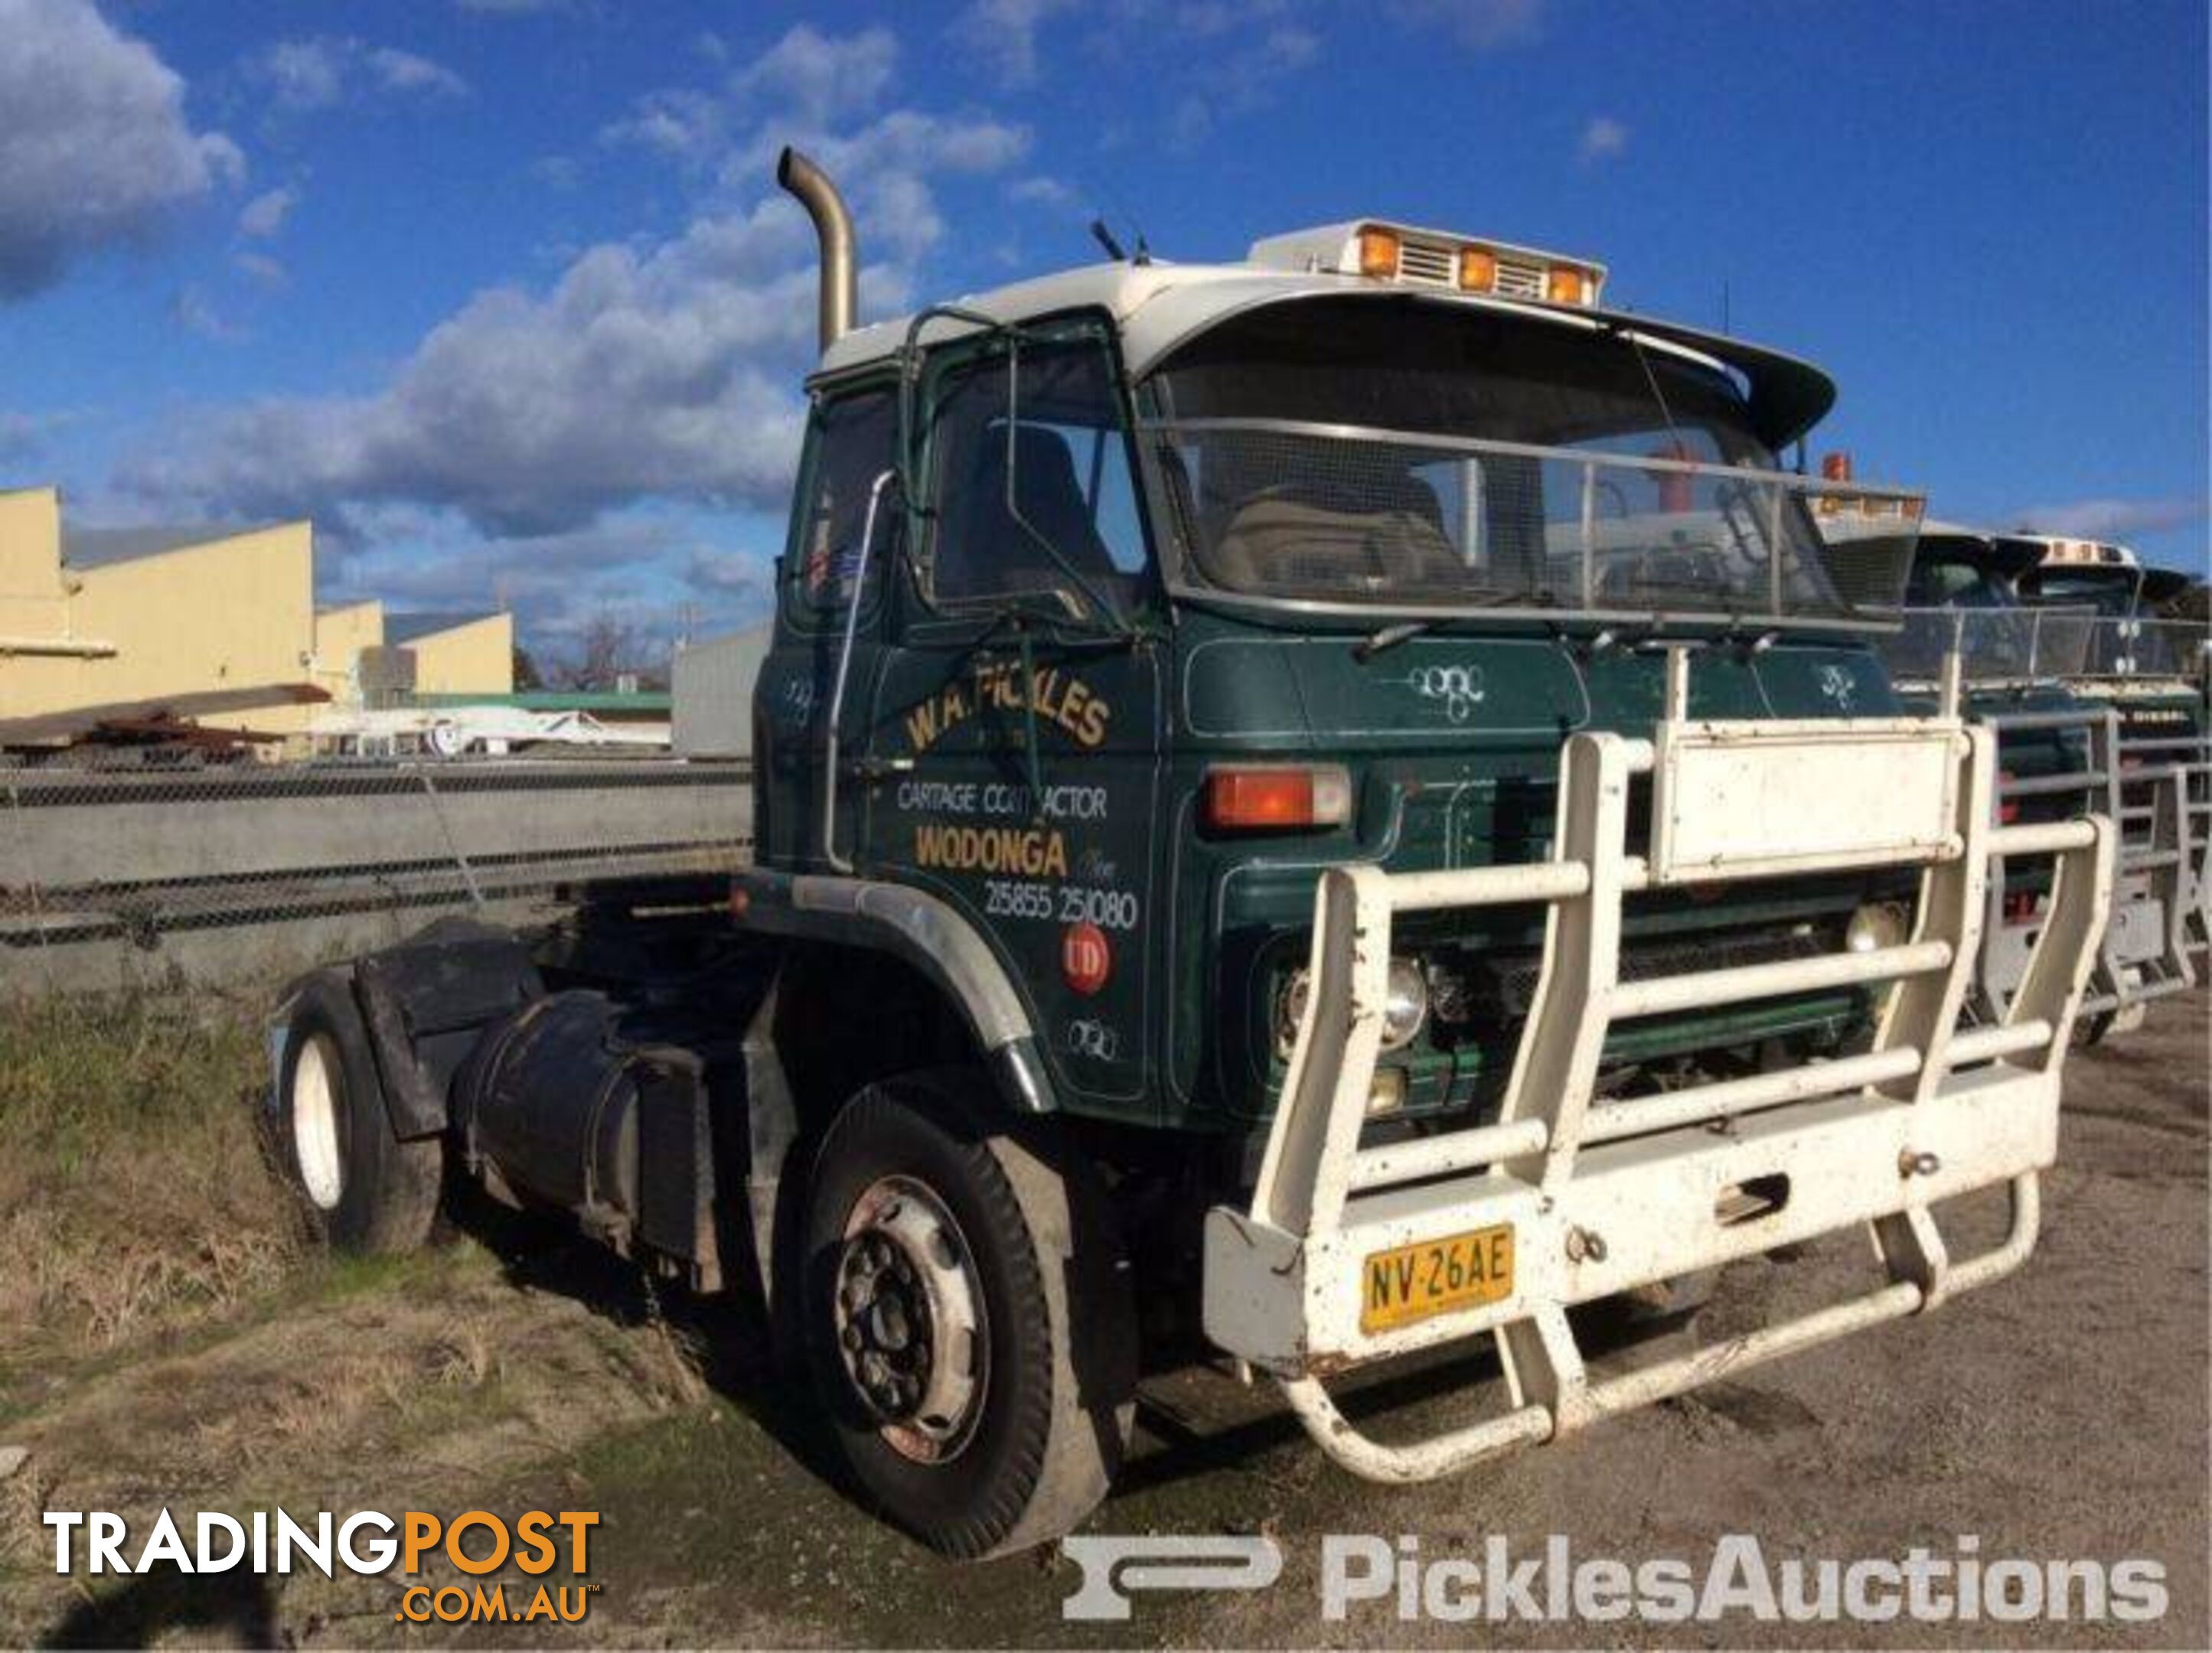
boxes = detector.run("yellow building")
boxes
[383,611,515,699]
[0,485,513,742]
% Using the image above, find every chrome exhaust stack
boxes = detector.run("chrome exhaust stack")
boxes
[777,146,856,350]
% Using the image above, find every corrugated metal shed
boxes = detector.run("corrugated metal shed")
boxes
[672,624,772,758]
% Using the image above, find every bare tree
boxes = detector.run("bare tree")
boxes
[556,611,667,690]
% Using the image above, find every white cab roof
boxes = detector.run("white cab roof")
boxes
[811,254,1842,448]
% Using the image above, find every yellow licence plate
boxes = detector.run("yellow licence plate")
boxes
[1361,1224,1515,1333]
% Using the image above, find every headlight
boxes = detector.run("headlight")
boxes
[1274,955,1430,1057]
[1274,968,1312,1059]
[1845,901,1910,955]
[1381,956,1429,1049]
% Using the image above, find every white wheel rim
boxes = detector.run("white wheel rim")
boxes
[292,1034,345,1211]
[835,1175,990,1464]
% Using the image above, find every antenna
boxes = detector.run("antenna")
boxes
[1088,218,1127,262]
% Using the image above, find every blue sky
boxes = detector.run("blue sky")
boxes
[1,0,2204,660]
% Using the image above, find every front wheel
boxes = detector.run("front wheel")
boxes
[801,1074,1134,1558]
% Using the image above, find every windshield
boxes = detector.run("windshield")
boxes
[1141,298,1913,624]
[1907,551,2014,608]
[2024,568,2139,618]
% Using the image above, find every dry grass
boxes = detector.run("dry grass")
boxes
[0,990,299,1392]
[0,987,742,1647]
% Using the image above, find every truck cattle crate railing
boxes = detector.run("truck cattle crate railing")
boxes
[1202,650,2113,1482]
[1146,419,1919,624]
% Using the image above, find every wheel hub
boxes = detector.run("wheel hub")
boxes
[834,1178,987,1462]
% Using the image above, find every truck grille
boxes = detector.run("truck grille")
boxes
[1439,923,1838,1023]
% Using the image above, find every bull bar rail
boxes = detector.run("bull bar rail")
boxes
[1979,707,2202,1022]
[1203,652,2113,1482]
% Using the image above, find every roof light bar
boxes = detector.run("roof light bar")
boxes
[1247,221,1609,307]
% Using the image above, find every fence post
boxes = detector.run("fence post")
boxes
[4,779,59,999]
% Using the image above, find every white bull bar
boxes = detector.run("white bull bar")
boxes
[1202,655,2114,1482]
[1976,706,2197,1023]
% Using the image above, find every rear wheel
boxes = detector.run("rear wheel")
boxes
[277,971,443,1255]
[801,1074,1134,1558]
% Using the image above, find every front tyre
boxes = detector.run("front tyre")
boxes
[276,970,443,1255]
[801,1074,1134,1558]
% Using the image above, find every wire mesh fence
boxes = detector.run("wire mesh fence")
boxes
[0,756,753,997]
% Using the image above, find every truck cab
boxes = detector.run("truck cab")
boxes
[269,157,2116,1560]
[752,221,1936,1138]
[1832,515,2197,1028]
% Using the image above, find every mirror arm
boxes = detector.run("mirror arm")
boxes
[821,468,899,873]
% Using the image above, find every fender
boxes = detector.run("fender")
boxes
[348,919,544,1139]
[730,869,1059,1116]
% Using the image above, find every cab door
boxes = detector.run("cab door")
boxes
[858,324,1166,1118]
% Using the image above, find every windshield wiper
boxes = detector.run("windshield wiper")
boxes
[1352,591,1555,659]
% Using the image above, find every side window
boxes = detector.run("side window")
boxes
[927,340,1149,609]
[788,389,899,618]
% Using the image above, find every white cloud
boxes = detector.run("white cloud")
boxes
[530,155,582,191]
[123,26,1029,547]
[367,47,468,99]
[126,204,816,536]
[238,185,301,239]
[686,547,768,598]
[1009,174,1074,205]
[254,39,344,109]
[953,0,1079,87]
[0,0,241,302]
[1390,0,1545,50]
[732,24,896,123]
[2012,497,2210,543]
[170,285,246,344]
[234,250,289,287]
[250,37,468,111]
[1578,114,1629,164]
[0,409,68,464]
[603,25,899,165]
[1168,18,1320,144]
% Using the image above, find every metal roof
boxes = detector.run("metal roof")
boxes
[386,610,504,644]
[60,523,282,570]
[813,258,1838,448]
[412,690,670,713]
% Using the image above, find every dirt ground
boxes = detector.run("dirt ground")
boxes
[0,993,2204,1649]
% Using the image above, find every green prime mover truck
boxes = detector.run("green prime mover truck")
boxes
[269,152,2114,1558]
